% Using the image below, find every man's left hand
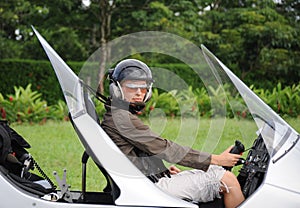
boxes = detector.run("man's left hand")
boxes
[169,165,181,174]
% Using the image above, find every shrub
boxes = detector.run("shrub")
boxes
[50,100,69,121]
[0,84,49,123]
[1,82,300,124]
[251,82,300,118]
[145,88,179,117]
[194,87,212,117]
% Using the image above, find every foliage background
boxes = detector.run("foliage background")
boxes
[1,0,300,89]
[1,0,300,121]
[1,82,300,124]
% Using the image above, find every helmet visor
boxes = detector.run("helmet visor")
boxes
[123,82,149,94]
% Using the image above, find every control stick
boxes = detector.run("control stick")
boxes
[223,140,245,171]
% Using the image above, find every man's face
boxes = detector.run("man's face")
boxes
[121,80,148,103]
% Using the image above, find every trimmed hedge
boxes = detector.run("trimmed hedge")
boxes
[0,59,83,105]
[152,63,204,90]
[2,59,292,108]
[0,59,205,104]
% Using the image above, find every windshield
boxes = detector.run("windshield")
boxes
[76,31,298,162]
[201,45,299,161]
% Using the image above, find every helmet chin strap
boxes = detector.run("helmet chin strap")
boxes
[129,101,145,114]
[112,78,148,114]
[116,80,149,111]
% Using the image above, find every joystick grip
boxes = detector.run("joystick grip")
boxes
[223,140,245,171]
[230,140,245,155]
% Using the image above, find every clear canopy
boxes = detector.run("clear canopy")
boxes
[78,31,299,162]
[35,27,299,167]
[201,45,299,161]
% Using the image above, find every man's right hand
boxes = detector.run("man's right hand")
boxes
[211,146,241,167]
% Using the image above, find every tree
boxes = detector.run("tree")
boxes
[1,0,300,89]
[0,0,40,59]
[82,0,203,93]
[98,0,115,93]
[276,0,300,24]
[198,0,300,88]
[0,0,88,60]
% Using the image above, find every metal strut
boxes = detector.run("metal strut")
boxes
[53,169,72,202]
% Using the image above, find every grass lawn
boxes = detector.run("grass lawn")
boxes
[11,117,300,191]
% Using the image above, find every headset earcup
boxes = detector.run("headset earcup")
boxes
[109,82,122,100]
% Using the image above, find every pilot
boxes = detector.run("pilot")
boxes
[101,59,245,207]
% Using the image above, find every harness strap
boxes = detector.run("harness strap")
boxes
[80,80,109,104]
[147,169,171,183]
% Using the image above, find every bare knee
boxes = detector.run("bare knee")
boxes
[220,171,245,208]
[221,171,241,189]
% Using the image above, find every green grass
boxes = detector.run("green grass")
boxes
[11,121,106,192]
[11,118,300,191]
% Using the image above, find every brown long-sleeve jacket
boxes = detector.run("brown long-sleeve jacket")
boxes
[101,107,211,176]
